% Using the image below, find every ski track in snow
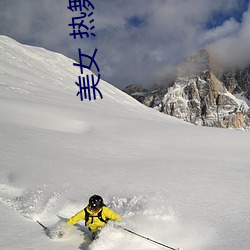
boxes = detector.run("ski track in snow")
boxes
[0,99,91,134]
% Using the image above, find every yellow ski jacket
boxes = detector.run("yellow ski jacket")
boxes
[67,206,121,233]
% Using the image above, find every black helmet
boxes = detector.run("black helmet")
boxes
[89,195,104,210]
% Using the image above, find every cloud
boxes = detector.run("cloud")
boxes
[0,0,249,88]
[209,3,250,68]
[200,18,240,45]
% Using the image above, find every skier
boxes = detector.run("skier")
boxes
[66,194,122,239]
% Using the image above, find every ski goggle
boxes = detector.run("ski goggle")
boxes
[89,204,101,211]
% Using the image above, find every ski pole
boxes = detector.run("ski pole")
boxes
[37,220,48,231]
[122,227,180,250]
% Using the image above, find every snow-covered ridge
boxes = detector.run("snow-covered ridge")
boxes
[0,35,156,134]
[0,35,146,108]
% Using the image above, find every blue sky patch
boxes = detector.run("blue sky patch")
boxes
[126,15,148,28]
[206,0,249,29]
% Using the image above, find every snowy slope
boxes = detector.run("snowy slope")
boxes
[0,36,250,250]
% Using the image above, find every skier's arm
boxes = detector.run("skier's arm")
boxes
[104,207,122,222]
[67,209,85,225]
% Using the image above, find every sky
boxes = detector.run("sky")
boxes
[0,0,249,89]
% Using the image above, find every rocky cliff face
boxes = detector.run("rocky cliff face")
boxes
[123,49,250,130]
[217,66,250,99]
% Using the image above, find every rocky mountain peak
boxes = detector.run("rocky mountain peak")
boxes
[177,49,210,78]
[123,49,250,130]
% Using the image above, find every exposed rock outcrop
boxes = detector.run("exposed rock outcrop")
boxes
[123,49,250,130]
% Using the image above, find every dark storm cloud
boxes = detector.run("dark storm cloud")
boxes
[0,0,249,89]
